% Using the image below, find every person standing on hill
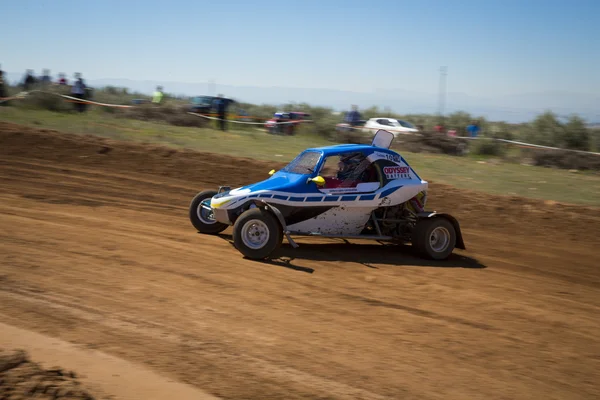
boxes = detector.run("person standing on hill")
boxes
[0,69,7,105]
[344,105,362,129]
[152,86,164,105]
[22,70,36,91]
[71,74,87,113]
[215,94,228,131]
[466,121,480,137]
[57,73,68,85]
[40,69,51,86]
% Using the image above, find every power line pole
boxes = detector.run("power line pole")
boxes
[437,66,447,118]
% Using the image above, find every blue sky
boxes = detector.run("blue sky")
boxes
[1,0,599,98]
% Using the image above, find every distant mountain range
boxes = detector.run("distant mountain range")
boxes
[4,72,599,124]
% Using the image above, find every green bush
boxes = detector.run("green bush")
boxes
[336,129,370,144]
[390,132,470,156]
[532,149,600,171]
[591,129,600,152]
[17,91,71,112]
[523,111,592,151]
[114,104,208,128]
[563,115,590,150]
[473,138,505,156]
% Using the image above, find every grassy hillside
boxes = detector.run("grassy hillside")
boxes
[1,107,599,206]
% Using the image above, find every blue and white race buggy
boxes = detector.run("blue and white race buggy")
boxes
[189,130,466,261]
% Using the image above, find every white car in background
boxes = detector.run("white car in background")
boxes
[363,118,419,136]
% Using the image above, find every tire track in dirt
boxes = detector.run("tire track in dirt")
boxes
[1,122,600,399]
[0,287,393,400]
[1,157,196,192]
[339,293,497,331]
[5,203,584,343]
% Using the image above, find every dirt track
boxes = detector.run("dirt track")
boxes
[1,121,599,399]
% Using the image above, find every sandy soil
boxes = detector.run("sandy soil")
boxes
[1,121,599,399]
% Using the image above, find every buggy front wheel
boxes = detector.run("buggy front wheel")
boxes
[233,208,282,260]
[189,190,228,234]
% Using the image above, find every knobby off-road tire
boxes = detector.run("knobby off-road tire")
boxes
[233,208,283,260]
[412,217,457,260]
[189,190,228,234]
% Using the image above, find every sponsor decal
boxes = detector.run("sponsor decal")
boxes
[383,166,412,179]
[373,151,401,162]
[322,187,359,194]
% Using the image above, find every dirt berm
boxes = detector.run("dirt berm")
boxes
[0,348,95,399]
[1,121,599,399]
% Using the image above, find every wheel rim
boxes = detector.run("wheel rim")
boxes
[240,219,270,250]
[429,226,450,253]
[197,199,216,225]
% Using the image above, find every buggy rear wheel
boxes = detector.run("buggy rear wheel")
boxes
[233,208,282,260]
[412,217,456,260]
[189,190,228,234]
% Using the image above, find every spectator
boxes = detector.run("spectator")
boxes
[40,69,51,86]
[22,69,36,91]
[152,86,164,105]
[434,123,445,133]
[344,105,362,128]
[71,74,87,113]
[57,73,68,85]
[0,69,6,106]
[466,121,480,137]
[215,94,228,131]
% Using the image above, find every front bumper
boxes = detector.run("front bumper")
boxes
[213,208,231,224]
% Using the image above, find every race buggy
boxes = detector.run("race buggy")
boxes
[189,130,466,261]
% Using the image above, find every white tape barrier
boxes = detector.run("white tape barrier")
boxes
[496,138,600,155]
[340,127,600,156]
[0,91,29,104]
[454,135,600,156]
[187,112,313,126]
[30,90,133,108]
[1,90,313,125]
[336,124,418,134]
[3,91,597,155]
[0,90,134,108]
[59,93,133,108]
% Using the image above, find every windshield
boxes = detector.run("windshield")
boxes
[191,96,212,105]
[281,150,321,174]
[396,120,416,129]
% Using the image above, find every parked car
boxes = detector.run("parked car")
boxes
[187,95,235,114]
[265,111,311,135]
[362,118,419,136]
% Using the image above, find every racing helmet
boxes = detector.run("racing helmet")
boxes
[337,153,364,180]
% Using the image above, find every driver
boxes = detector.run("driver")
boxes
[337,153,369,183]
[322,153,376,189]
